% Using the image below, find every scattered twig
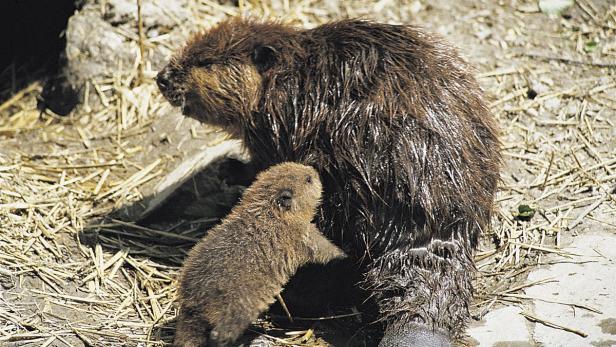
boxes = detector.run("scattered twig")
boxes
[136,0,146,84]
[522,51,616,68]
[501,293,602,314]
[276,294,294,323]
[568,195,607,229]
[521,311,588,338]
[0,82,40,114]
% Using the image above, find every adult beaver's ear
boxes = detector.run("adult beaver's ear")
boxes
[251,45,277,72]
[276,189,293,211]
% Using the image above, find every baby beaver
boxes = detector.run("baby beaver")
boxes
[174,162,345,347]
[159,18,501,346]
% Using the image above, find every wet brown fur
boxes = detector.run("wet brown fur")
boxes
[159,17,501,343]
[174,162,345,347]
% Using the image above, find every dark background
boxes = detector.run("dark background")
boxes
[0,0,79,102]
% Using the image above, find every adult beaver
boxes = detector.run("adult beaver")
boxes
[175,162,345,347]
[157,18,501,346]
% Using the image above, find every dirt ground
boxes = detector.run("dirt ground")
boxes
[1,0,615,346]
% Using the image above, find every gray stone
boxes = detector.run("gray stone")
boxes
[65,12,129,84]
[467,306,533,346]
[105,0,191,29]
[526,232,616,347]
[469,232,616,346]
[62,0,198,101]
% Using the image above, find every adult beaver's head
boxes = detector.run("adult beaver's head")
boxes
[156,18,298,135]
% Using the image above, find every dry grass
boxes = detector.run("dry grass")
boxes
[1,0,615,346]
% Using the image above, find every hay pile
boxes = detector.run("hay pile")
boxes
[1,0,615,346]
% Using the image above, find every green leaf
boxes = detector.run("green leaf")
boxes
[515,204,536,221]
[584,40,598,53]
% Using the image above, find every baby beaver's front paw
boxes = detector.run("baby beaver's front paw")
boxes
[207,330,221,347]
[208,328,237,347]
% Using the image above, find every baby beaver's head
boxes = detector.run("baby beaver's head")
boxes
[156,18,298,134]
[241,162,322,223]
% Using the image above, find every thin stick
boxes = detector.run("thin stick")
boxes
[523,51,616,68]
[521,311,588,338]
[541,152,555,190]
[270,311,363,321]
[494,277,557,295]
[568,194,607,229]
[508,242,579,257]
[502,293,601,314]
[276,294,294,323]
[108,219,200,242]
[0,82,39,113]
[136,0,146,84]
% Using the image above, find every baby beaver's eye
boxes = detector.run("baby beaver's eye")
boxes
[306,175,312,184]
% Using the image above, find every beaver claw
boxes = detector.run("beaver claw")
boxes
[379,323,451,347]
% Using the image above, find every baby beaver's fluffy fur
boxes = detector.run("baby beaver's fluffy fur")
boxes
[175,162,345,347]
[158,18,501,346]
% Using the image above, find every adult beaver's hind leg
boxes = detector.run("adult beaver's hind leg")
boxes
[366,238,475,347]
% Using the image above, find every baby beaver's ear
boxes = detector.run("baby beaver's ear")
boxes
[276,189,293,211]
[251,45,277,72]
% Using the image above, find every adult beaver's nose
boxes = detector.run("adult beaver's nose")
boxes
[156,68,172,93]
[156,67,184,106]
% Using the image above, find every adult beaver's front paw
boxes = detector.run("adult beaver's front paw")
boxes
[379,322,451,347]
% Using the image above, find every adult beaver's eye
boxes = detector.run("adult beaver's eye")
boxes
[196,59,214,68]
[251,45,277,72]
